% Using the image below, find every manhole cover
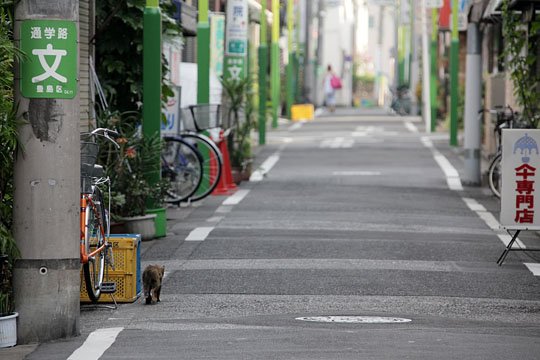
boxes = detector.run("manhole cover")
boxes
[295,316,412,324]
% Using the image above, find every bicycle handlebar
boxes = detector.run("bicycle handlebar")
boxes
[81,128,120,149]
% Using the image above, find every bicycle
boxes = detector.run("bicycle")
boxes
[390,85,412,116]
[162,105,224,204]
[487,106,527,198]
[80,128,119,302]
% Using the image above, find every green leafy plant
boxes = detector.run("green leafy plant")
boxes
[0,2,20,317]
[501,0,540,127]
[220,76,255,170]
[97,110,169,220]
[94,0,180,115]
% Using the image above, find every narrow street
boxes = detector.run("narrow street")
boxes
[26,110,540,359]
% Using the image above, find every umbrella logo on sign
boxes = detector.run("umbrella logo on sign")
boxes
[514,133,539,163]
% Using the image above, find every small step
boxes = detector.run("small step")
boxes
[100,282,116,294]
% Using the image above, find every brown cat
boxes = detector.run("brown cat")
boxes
[142,265,165,304]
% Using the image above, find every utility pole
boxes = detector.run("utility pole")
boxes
[430,7,439,132]
[449,0,459,146]
[197,0,210,104]
[258,0,268,145]
[143,0,166,237]
[421,0,431,132]
[13,0,80,343]
[286,0,294,118]
[271,0,280,128]
[463,22,482,185]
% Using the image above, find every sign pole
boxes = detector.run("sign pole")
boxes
[421,0,432,133]
[430,7,439,132]
[286,0,294,118]
[197,0,210,104]
[271,0,280,128]
[142,0,166,237]
[449,0,459,146]
[258,0,268,145]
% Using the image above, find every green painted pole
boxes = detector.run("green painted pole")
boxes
[271,0,280,128]
[430,8,439,132]
[450,0,459,146]
[258,0,268,145]
[197,0,210,104]
[143,0,166,237]
[286,0,294,118]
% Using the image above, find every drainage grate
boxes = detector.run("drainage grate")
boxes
[295,316,412,324]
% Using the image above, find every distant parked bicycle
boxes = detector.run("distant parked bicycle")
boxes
[487,106,528,198]
[390,85,411,116]
[80,128,119,302]
[161,104,223,205]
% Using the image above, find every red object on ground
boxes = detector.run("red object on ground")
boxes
[212,130,237,195]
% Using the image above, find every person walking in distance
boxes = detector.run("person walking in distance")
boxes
[324,65,341,112]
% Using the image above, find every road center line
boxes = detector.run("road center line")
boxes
[185,227,214,241]
[222,189,250,205]
[67,327,123,360]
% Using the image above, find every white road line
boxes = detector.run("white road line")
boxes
[462,198,526,249]
[206,216,224,223]
[421,136,463,191]
[524,263,540,276]
[67,327,123,360]
[250,153,280,182]
[289,122,304,131]
[332,171,382,176]
[314,108,325,117]
[215,205,233,213]
[405,121,419,133]
[185,227,214,241]
[222,189,250,205]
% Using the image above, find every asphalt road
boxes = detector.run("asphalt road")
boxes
[23,109,540,359]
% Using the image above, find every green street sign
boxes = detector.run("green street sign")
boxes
[20,20,78,99]
[224,56,246,82]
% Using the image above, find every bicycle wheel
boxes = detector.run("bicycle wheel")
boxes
[83,186,106,302]
[180,132,223,202]
[488,153,502,199]
[161,137,204,204]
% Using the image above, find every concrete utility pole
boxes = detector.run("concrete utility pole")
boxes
[449,0,459,146]
[463,22,482,185]
[430,7,439,132]
[258,0,268,145]
[421,0,432,132]
[271,0,280,128]
[13,0,80,343]
[286,0,294,118]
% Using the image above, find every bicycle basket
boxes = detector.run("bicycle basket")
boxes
[80,141,99,176]
[183,104,221,132]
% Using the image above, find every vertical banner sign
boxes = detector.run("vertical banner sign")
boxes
[224,0,248,81]
[500,130,540,230]
[210,13,226,77]
[20,20,77,99]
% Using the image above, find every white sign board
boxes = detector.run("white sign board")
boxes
[369,0,395,6]
[500,129,540,230]
[162,86,180,136]
[426,0,443,8]
[225,0,248,57]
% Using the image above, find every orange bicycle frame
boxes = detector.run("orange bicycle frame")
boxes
[80,193,106,264]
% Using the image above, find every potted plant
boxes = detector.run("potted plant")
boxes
[97,111,169,240]
[220,76,256,183]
